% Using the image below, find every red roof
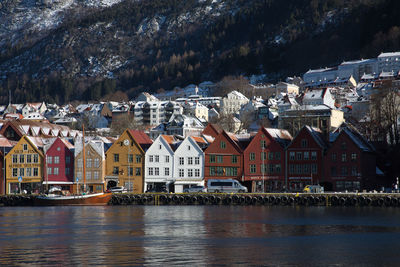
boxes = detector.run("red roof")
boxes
[161,135,176,145]
[128,130,152,145]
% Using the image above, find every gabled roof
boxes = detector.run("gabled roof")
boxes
[330,123,375,152]
[304,126,328,149]
[127,129,153,151]
[263,128,292,148]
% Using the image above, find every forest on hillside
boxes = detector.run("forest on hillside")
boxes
[0,0,400,104]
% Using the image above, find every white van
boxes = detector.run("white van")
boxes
[207,179,248,193]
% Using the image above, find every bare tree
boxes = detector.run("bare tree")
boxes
[110,113,147,136]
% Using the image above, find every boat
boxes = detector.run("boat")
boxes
[35,124,112,206]
[34,192,112,206]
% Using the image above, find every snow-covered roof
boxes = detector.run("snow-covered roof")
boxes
[378,52,400,58]
[305,67,336,74]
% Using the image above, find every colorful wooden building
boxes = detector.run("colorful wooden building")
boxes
[204,131,245,186]
[43,137,75,193]
[286,126,328,192]
[74,139,106,193]
[325,124,377,191]
[5,135,44,194]
[243,127,292,192]
[105,129,152,193]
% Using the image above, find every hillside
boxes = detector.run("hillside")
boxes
[0,0,400,104]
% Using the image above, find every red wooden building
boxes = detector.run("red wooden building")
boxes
[325,124,377,191]
[286,126,328,192]
[204,131,245,186]
[243,127,292,192]
[43,137,75,193]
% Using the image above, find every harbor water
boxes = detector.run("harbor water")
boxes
[1,206,400,266]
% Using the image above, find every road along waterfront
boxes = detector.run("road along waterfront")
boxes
[1,205,400,265]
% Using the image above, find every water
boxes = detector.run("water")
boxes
[1,206,400,266]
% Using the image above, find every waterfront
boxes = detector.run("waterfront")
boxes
[1,206,400,266]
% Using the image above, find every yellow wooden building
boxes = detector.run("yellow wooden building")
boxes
[105,129,152,193]
[5,135,44,194]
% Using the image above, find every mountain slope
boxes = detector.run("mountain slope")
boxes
[1,0,400,104]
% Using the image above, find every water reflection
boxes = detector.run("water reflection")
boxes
[1,206,400,265]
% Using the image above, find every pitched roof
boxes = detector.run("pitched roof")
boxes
[263,128,293,148]
[304,126,328,149]
[128,130,152,145]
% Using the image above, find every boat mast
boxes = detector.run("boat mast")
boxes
[82,124,86,193]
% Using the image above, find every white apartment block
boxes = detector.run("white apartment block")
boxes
[378,52,400,73]
[134,101,183,125]
[173,136,205,193]
[220,90,249,114]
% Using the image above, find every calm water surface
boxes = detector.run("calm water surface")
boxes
[1,206,400,266]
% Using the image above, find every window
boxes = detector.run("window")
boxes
[260,140,266,148]
[341,166,348,176]
[94,158,100,168]
[23,144,28,151]
[289,152,295,160]
[311,164,317,174]
[47,167,52,175]
[268,152,274,160]
[12,155,18,163]
[113,167,119,175]
[188,145,191,151]
[311,151,317,160]
[220,141,226,149]
[34,154,39,163]
[136,155,142,163]
[165,155,169,163]
[164,167,169,176]
[86,171,91,180]
[128,154,133,163]
[154,155,159,162]
[179,169,184,177]
[33,168,38,176]
[136,168,141,176]
[54,168,59,175]
[26,168,32,176]
[216,167,224,176]
[210,155,216,163]
[275,152,281,160]
[209,167,216,176]
[19,168,24,176]
[303,164,310,174]
[114,154,119,162]
[149,168,154,176]
[301,139,308,148]
[47,156,52,164]
[303,152,309,160]
[128,167,134,176]
[159,144,162,149]
[351,166,358,176]
[188,157,193,165]
[188,169,193,177]
[149,155,153,162]
[179,157,184,165]
[65,168,70,175]
[57,147,60,151]
[249,153,255,161]
[296,165,302,174]
[94,171,99,180]
[331,153,337,161]
[261,152,267,160]
[12,168,17,177]
[66,156,70,164]
[19,154,24,163]
[87,158,92,168]
[232,155,238,164]
[275,164,281,174]
[195,157,200,165]
[341,142,347,150]
[217,155,223,163]
[155,167,159,176]
[193,169,199,177]
[54,156,59,164]
[289,165,295,174]
[341,153,347,162]
[351,153,357,161]
[296,152,302,160]
[26,154,32,163]
[250,164,256,173]
[78,159,83,168]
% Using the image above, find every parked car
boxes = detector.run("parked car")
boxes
[207,179,248,193]
[183,186,207,193]
[106,186,127,193]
